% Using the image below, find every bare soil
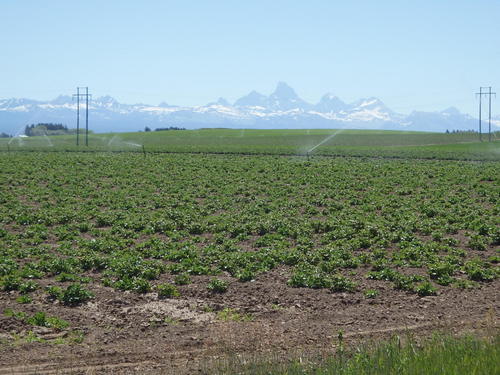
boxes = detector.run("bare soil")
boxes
[0,266,498,374]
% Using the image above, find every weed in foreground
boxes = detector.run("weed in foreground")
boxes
[211,333,499,375]
[217,308,253,322]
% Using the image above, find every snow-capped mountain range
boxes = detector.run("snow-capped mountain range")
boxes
[0,82,498,135]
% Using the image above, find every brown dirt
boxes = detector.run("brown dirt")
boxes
[0,267,498,374]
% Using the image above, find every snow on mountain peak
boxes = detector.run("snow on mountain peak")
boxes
[0,98,39,109]
[0,87,489,134]
[354,97,385,108]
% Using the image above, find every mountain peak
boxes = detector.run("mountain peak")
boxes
[51,95,72,105]
[94,96,120,109]
[441,106,460,115]
[97,95,118,104]
[322,93,339,100]
[0,89,489,134]
[0,97,40,109]
[216,97,230,106]
[207,97,231,107]
[234,90,267,107]
[269,82,311,110]
[350,97,388,110]
[271,82,298,100]
[315,93,346,112]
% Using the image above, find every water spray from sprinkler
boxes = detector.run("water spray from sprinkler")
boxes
[8,135,25,147]
[108,135,117,147]
[124,142,142,148]
[43,132,53,147]
[307,128,345,154]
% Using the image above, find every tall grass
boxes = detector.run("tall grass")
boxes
[212,333,499,375]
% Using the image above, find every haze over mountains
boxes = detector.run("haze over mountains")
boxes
[1,82,498,135]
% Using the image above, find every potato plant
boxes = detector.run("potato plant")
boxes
[0,152,498,312]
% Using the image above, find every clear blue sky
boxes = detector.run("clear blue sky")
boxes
[1,0,499,115]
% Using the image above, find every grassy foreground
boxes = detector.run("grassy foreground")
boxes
[213,333,499,375]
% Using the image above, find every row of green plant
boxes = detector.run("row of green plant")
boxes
[0,153,497,307]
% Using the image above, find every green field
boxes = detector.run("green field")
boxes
[1,151,497,294]
[0,129,498,372]
[1,128,499,160]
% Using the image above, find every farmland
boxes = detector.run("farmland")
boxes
[2,128,500,160]
[0,130,499,373]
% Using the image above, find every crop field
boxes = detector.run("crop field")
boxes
[2,128,500,160]
[0,130,498,373]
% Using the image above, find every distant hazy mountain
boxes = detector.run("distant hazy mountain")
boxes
[0,82,497,134]
[314,94,347,113]
[267,81,312,111]
[234,90,267,107]
[404,107,479,132]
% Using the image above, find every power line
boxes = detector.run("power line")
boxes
[476,87,496,142]
[73,87,92,146]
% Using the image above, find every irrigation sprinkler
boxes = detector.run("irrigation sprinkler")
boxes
[142,145,146,157]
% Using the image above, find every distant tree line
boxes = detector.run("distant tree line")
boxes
[144,126,186,132]
[24,123,83,136]
[0,132,12,138]
[445,129,478,134]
